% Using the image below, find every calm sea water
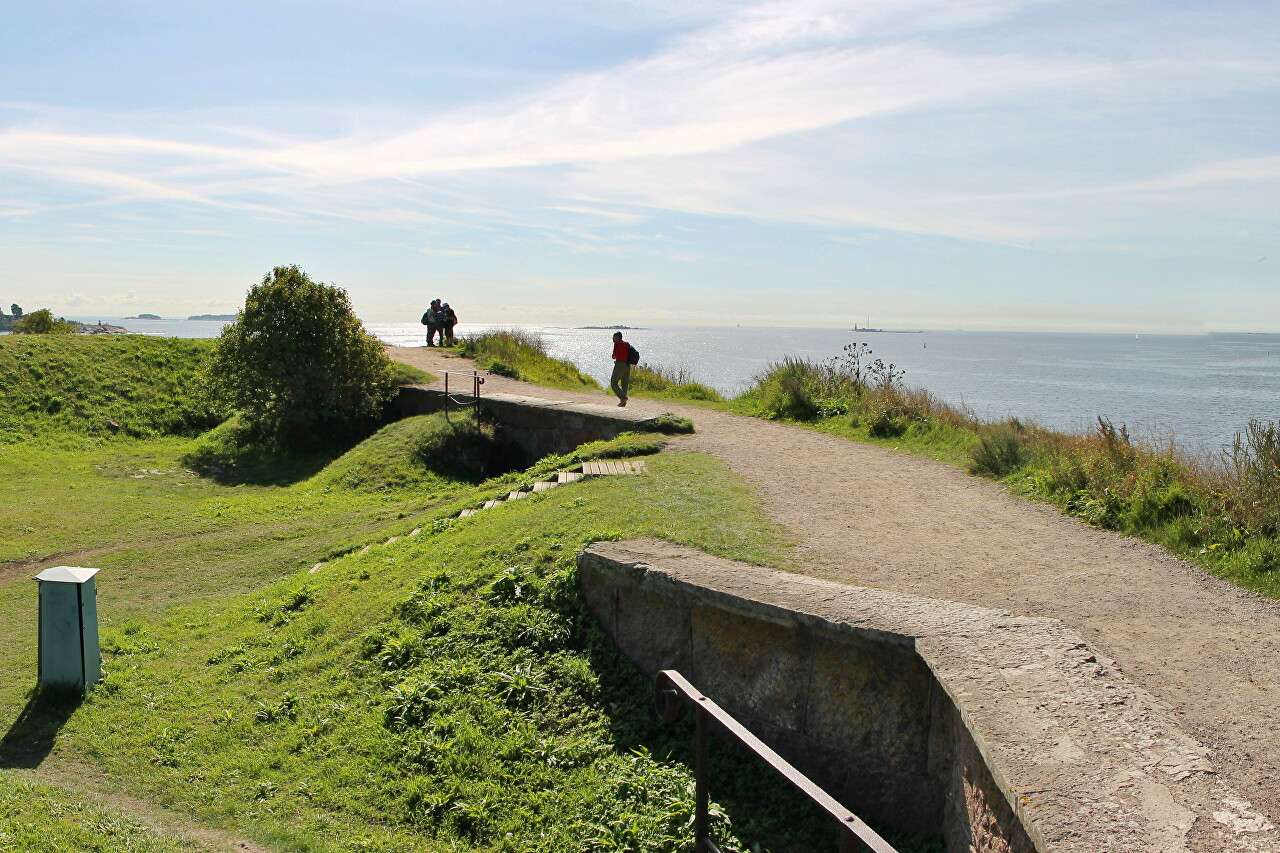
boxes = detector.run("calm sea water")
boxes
[64,317,1280,454]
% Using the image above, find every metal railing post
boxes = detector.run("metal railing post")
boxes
[439,370,484,422]
[696,703,710,852]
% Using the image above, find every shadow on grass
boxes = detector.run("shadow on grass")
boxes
[180,442,340,487]
[0,686,82,769]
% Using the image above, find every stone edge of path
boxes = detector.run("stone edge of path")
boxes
[582,538,1280,853]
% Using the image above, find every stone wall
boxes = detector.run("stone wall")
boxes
[578,539,1279,853]
[394,386,664,461]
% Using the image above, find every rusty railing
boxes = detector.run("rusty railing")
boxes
[654,669,899,853]
[441,370,485,422]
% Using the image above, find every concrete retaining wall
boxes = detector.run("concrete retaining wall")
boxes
[578,539,1280,853]
[395,386,665,462]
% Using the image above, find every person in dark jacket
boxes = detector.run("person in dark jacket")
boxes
[421,299,442,346]
[441,303,458,346]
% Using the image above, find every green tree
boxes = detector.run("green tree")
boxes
[207,265,396,447]
[13,308,75,334]
[10,303,22,318]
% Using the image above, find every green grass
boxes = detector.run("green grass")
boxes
[386,361,434,386]
[0,773,202,852]
[0,338,952,852]
[1,422,903,852]
[628,364,724,403]
[0,336,226,440]
[457,330,600,391]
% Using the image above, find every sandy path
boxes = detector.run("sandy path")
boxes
[392,346,1280,827]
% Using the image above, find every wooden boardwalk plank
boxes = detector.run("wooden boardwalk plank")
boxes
[532,481,557,492]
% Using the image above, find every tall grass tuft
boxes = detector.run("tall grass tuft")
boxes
[457,329,600,391]
[1224,419,1280,536]
[969,427,1026,477]
[628,363,724,402]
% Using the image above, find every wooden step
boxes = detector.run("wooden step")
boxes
[532,481,557,492]
[459,508,478,518]
[482,499,503,510]
[507,490,527,500]
[581,459,648,477]
[556,471,584,483]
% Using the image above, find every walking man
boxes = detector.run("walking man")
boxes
[610,331,632,407]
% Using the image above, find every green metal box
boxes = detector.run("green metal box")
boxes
[35,566,101,692]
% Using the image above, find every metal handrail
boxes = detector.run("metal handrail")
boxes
[654,669,899,853]
[441,370,485,422]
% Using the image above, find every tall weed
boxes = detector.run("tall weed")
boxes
[458,330,599,391]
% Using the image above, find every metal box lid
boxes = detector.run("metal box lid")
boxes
[35,566,100,584]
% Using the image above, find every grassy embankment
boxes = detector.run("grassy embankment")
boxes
[457,330,723,405]
[457,330,599,392]
[2,336,935,852]
[727,346,1280,599]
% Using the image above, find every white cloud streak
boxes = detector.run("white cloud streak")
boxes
[0,0,1275,248]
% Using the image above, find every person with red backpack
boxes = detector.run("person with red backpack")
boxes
[610,331,638,407]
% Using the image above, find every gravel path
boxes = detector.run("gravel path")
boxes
[391,346,1280,828]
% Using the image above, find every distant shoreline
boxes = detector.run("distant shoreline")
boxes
[188,314,237,321]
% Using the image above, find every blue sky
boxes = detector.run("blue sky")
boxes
[2,0,1277,331]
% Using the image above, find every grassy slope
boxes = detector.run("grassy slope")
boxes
[0,336,226,440]
[457,332,600,392]
[0,340,949,853]
[0,434,870,853]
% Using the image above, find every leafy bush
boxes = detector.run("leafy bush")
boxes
[206,265,396,448]
[12,308,76,334]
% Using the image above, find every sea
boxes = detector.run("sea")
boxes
[52,317,1280,455]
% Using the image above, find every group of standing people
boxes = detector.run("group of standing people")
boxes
[421,299,458,346]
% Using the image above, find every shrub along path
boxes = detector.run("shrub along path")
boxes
[392,345,1280,830]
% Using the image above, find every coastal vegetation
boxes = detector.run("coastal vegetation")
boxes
[0,303,20,332]
[628,363,724,403]
[724,344,1280,598]
[11,308,77,335]
[457,329,599,391]
[1,332,933,852]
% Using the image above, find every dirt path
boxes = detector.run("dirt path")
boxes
[392,346,1280,827]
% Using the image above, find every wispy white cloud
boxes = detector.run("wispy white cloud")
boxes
[1,0,1277,321]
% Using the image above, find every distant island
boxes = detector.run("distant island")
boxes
[848,324,923,334]
[578,325,647,330]
[188,314,237,321]
[125,313,163,320]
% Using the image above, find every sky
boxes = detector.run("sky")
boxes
[1,0,1277,332]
